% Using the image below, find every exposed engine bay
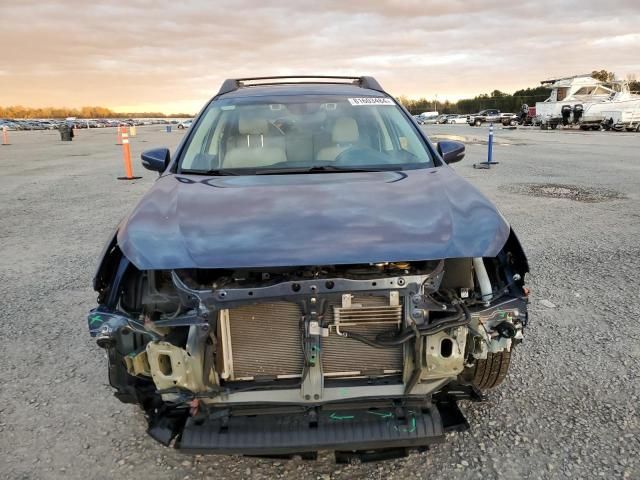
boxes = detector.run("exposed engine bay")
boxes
[89,240,528,455]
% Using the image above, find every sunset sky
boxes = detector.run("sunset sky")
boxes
[1,0,639,114]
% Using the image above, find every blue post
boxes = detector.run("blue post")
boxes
[166,125,172,133]
[487,123,493,163]
[473,123,500,169]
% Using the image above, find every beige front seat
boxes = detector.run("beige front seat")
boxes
[316,117,359,162]
[223,115,286,168]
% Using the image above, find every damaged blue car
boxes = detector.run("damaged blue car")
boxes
[89,76,529,461]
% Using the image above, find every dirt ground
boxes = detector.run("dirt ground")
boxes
[1,124,638,479]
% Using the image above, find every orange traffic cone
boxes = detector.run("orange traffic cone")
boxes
[117,132,142,181]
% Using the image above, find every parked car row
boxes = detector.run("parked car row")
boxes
[412,113,473,125]
[0,119,59,130]
[411,111,525,127]
[0,118,188,131]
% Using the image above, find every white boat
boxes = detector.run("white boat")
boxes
[535,74,640,130]
[582,85,640,131]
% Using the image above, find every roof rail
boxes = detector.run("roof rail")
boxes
[216,75,385,96]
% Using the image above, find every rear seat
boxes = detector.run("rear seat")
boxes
[223,115,286,168]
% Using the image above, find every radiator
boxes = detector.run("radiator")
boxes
[218,295,404,381]
[220,301,304,381]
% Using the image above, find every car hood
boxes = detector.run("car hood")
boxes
[117,168,510,270]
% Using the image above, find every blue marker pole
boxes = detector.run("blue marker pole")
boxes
[473,123,500,169]
[487,123,493,164]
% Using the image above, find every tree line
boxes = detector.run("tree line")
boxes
[3,70,638,119]
[398,86,552,115]
[3,93,554,118]
[0,105,193,119]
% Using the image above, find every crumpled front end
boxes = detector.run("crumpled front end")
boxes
[88,230,529,457]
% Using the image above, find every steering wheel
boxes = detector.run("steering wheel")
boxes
[270,118,291,135]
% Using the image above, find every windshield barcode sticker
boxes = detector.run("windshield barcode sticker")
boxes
[348,97,395,106]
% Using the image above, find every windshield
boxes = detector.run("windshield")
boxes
[178,94,436,174]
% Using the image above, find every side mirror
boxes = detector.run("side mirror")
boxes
[141,148,170,173]
[437,140,465,164]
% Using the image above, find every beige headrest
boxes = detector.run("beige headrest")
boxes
[239,115,269,135]
[332,117,359,143]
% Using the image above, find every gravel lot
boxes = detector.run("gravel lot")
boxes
[1,124,638,479]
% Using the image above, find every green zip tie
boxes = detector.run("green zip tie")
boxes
[329,412,355,421]
[368,410,394,419]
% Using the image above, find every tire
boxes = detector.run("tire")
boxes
[550,123,557,130]
[636,124,640,133]
[474,119,482,127]
[462,351,512,390]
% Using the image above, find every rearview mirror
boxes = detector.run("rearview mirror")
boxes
[141,148,170,172]
[437,141,465,164]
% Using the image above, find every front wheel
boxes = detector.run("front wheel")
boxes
[474,119,482,127]
[461,351,512,390]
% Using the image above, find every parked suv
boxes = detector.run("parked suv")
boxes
[89,75,529,460]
